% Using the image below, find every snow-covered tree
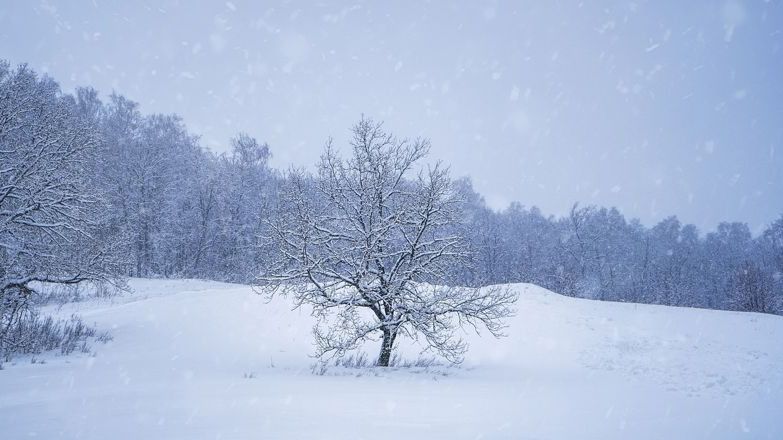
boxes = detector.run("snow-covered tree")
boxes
[212,133,275,280]
[260,118,516,366]
[728,261,777,313]
[0,63,120,350]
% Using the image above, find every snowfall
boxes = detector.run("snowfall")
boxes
[0,279,781,439]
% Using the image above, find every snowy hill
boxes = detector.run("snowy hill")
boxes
[1,279,781,439]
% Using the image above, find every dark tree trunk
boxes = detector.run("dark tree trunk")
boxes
[376,327,397,367]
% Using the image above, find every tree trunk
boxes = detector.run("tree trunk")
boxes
[376,327,397,367]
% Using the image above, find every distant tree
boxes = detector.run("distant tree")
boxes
[756,216,783,314]
[703,222,754,309]
[471,205,507,285]
[214,133,274,280]
[563,204,606,298]
[260,118,516,366]
[728,262,777,313]
[762,215,783,275]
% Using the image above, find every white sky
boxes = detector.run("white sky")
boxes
[1,0,781,232]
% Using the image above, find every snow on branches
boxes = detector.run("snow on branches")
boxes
[259,117,516,366]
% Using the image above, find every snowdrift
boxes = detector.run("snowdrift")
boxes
[0,278,781,439]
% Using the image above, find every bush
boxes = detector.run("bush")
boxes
[0,281,117,366]
[32,281,122,306]
[0,311,109,364]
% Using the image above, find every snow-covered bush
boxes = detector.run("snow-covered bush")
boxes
[0,309,108,364]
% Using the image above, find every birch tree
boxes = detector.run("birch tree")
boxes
[260,118,516,366]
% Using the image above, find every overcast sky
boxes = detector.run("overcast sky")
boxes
[1,0,781,232]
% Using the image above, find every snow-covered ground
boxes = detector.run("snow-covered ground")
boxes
[1,279,781,439]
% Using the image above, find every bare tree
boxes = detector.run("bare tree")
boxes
[260,118,516,366]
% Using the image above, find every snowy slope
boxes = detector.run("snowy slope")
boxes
[0,279,781,439]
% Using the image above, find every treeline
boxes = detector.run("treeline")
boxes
[81,90,277,281]
[455,190,782,314]
[1,60,781,324]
